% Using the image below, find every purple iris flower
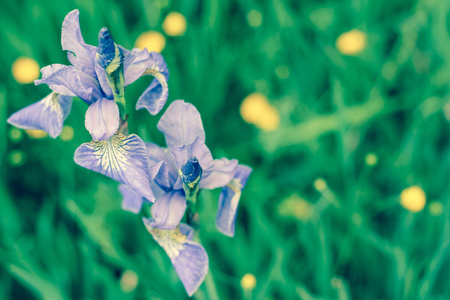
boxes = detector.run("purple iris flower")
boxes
[118,100,251,295]
[7,9,169,140]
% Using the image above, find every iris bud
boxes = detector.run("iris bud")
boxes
[96,27,117,69]
[179,156,202,203]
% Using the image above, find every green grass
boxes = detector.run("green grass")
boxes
[1,0,450,299]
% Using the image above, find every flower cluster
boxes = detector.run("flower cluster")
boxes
[8,10,251,297]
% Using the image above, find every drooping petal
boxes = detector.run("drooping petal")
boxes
[136,76,168,115]
[61,9,97,77]
[149,190,187,230]
[119,184,144,214]
[7,93,72,138]
[157,100,205,148]
[215,165,252,237]
[143,220,208,297]
[124,49,169,85]
[74,133,155,201]
[172,238,208,297]
[123,49,169,115]
[200,157,239,190]
[85,98,119,141]
[35,64,102,104]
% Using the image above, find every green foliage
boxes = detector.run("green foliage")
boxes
[1,0,450,299]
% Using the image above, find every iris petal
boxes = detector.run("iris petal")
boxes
[200,157,239,190]
[35,64,102,104]
[123,49,169,115]
[143,220,208,297]
[215,165,252,237]
[74,133,155,201]
[61,9,97,78]
[85,98,119,141]
[157,100,205,148]
[7,93,72,139]
[119,184,144,214]
[136,76,168,115]
[150,190,187,230]
[146,143,178,189]
[170,138,213,174]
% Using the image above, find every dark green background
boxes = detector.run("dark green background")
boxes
[1,0,450,299]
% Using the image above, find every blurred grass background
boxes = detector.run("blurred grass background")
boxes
[1,0,450,299]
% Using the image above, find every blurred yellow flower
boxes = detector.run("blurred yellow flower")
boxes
[240,93,280,132]
[120,270,139,293]
[278,194,313,221]
[9,128,23,141]
[429,201,443,216]
[240,273,256,290]
[365,153,378,166]
[163,12,187,36]
[135,31,166,53]
[60,126,74,141]
[26,129,47,139]
[247,10,262,28]
[336,29,366,56]
[314,178,327,192]
[12,57,40,84]
[400,186,426,212]
[9,150,25,166]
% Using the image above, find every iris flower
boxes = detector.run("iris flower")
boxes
[8,9,169,141]
[8,9,170,201]
[119,100,251,295]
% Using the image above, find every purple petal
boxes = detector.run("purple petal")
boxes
[215,165,252,237]
[142,220,208,297]
[123,49,169,115]
[85,98,119,141]
[200,158,239,190]
[74,133,155,201]
[170,137,214,174]
[35,64,102,104]
[94,62,113,99]
[7,93,72,139]
[150,190,187,230]
[146,143,178,188]
[136,76,168,115]
[61,9,97,78]
[124,49,168,85]
[119,184,144,214]
[172,239,208,297]
[157,100,205,148]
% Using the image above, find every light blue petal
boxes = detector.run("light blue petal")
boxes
[124,49,169,85]
[84,98,119,141]
[74,133,155,201]
[200,157,239,190]
[146,142,178,189]
[61,9,97,78]
[94,62,113,99]
[150,190,187,230]
[172,239,208,297]
[35,64,102,104]
[7,93,72,138]
[142,220,208,297]
[170,137,213,171]
[157,100,205,148]
[215,165,252,237]
[136,77,168,115]
[119,184,144,214]
[123,49,169,115]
